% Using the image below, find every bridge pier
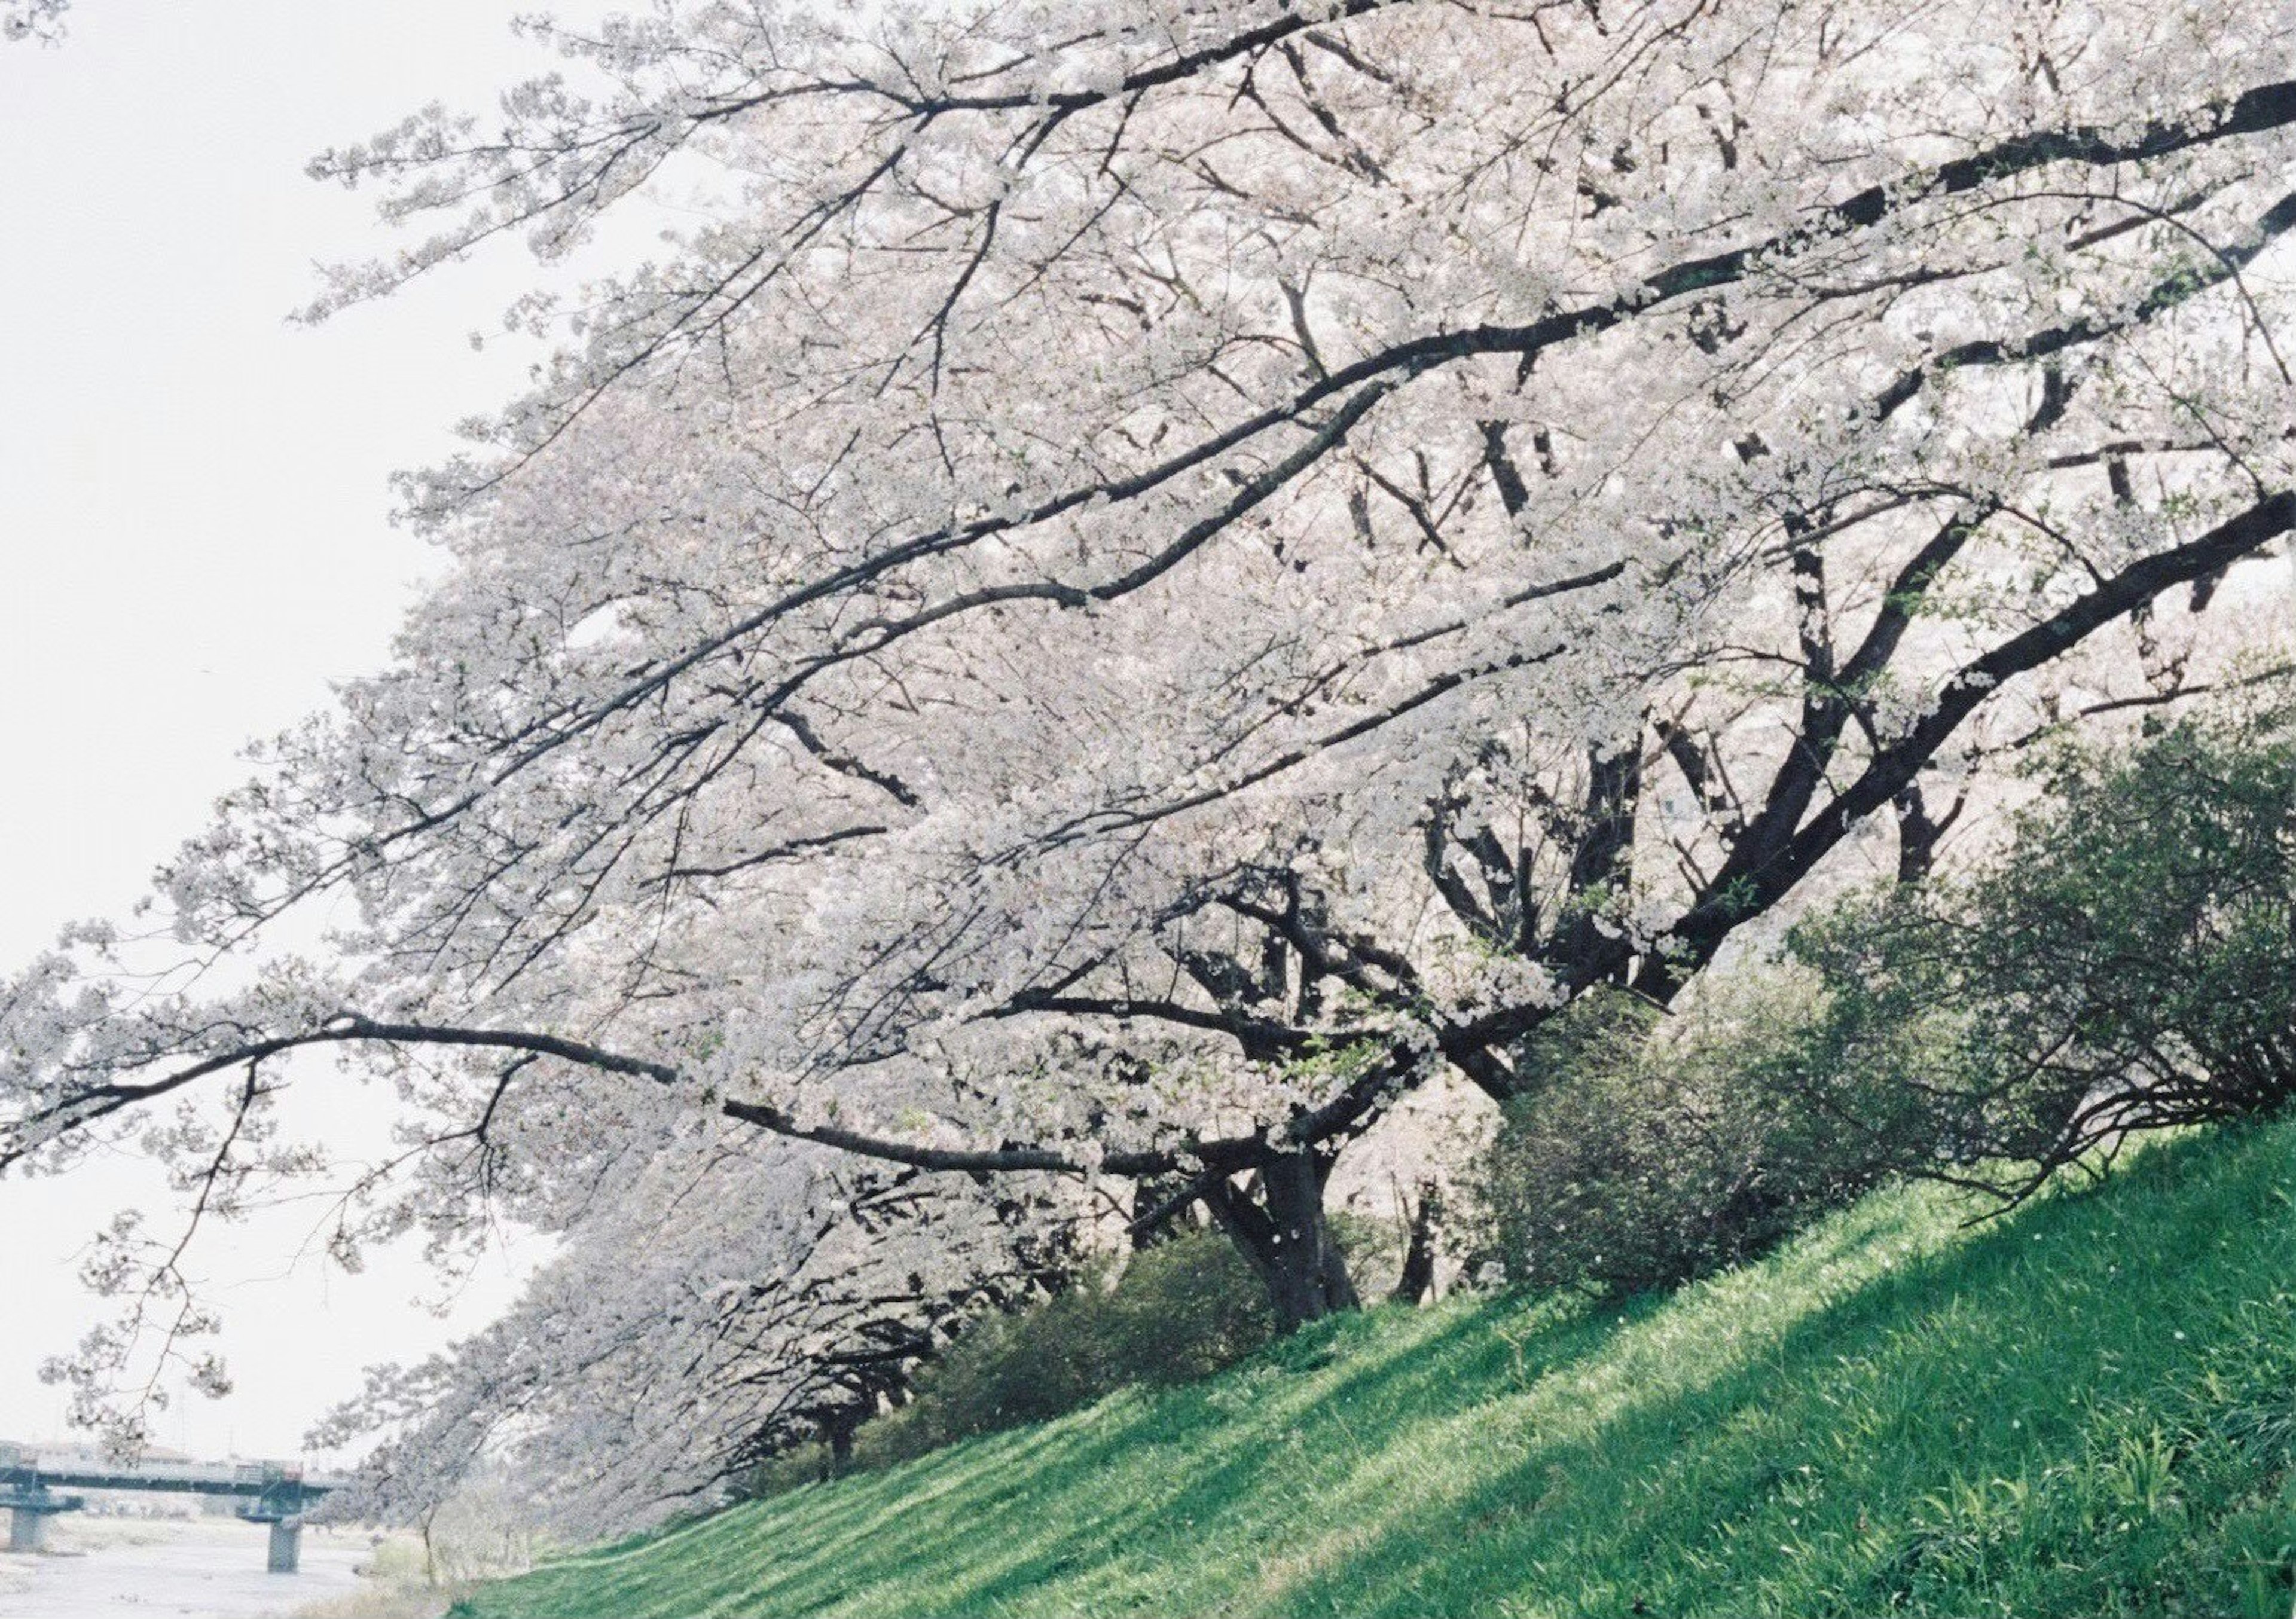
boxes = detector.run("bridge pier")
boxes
[3,1447,335,1571]
[2,1487,86,1554]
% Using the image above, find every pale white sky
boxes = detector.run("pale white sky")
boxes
[0,1,593,1461]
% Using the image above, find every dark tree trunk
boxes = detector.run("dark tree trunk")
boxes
[1390,1180,1442,1306]
[816,1412,859,1481]
[1894,781,1967,884]
[1204,1149,1360,1331]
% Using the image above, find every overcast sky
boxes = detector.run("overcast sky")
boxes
[0,1,596,1460]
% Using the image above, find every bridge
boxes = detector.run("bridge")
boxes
[0,1444,350,1572]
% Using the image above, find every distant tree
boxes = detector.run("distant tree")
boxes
[4,1,2295,1479]
[307,1143,1085,1536]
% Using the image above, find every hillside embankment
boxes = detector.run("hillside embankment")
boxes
[456,1120,2296,1618]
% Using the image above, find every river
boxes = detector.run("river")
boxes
[0,1514,394,1618]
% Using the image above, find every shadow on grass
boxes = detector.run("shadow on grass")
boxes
[1274,1128,2294,1617]
[465,1125,2295,1619]
[469,1293,1635,1618]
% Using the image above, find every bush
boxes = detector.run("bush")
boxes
[746,1220,1425,1490]
[1786,699,2296,1199]
[1464,982,1914,1297]
[1468,697,2296,1306]
[848,1229,1278,1468]
[935,1228,1275,1415]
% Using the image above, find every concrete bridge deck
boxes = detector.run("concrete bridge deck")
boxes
[0,1446,349,1571]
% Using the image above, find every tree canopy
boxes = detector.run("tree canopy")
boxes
[4,0,2294,1517]
[1,0,68,45]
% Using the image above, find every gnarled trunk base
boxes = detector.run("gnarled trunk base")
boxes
[1205,1149,1359,1332]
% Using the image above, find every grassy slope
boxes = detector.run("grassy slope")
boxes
[460,1122,2296,1618]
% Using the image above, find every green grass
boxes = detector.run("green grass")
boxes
[457,1120,2296,1617]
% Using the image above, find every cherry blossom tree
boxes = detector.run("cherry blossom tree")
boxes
[308,1146,1085,1534]
[0,0,68,44]
[5,0,2296,1478]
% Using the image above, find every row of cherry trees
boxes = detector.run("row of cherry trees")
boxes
[5,0,2294,1523]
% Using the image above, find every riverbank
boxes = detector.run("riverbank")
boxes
[289,1534,459,1619]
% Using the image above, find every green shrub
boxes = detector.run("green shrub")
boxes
[729,1446,831,1499]
[1465,982,1913,1297]
[1788,700,2296,1196]
[1470,695,2296,1305]
[938,1232,1273,1413]
[1103,1227,1285,1383]
[845,1229,1278,1469]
